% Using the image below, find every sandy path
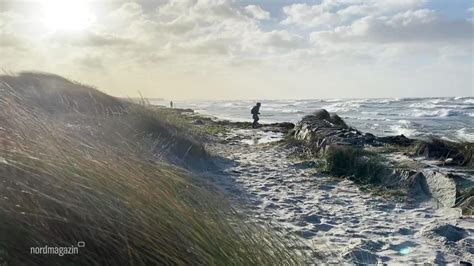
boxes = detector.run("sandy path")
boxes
[208,129,473,264]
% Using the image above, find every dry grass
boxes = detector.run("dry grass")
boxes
[410,138,473,167]
[0,73,307,265]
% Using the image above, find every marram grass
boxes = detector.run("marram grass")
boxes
[0,74,308,265]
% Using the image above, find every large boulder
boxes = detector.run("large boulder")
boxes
[294,109,373,156]
[415,170,474,210]
[420,170,458,208]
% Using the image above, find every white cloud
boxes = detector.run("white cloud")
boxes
[245,5,270,20]
[49,31,134,46]
[1,0,472,99]
[311,9,472,44]
[281,0,428,28]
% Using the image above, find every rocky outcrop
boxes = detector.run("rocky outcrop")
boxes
[378,134,415,147]
[389,159,474,213]
[293,109,473,215]
[294,109,375,156]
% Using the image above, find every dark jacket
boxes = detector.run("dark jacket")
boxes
[251,106,260,116]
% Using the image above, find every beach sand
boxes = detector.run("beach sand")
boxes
[207,128,474,264]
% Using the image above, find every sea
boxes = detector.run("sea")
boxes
[150,97,474,142]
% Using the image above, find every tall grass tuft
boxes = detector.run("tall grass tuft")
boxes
[323,146,386,185]
[0,74,307,265]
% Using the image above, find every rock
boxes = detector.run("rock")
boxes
[312,109,331,120]
[293,109,372,156]
[432,224,467,242]
[378,134,414,147]
[329,113,348,128]
[278,122,295,130]
[405,172,431,199]
[420,170,457,208]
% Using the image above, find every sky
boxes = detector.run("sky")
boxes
[1,0,473,100]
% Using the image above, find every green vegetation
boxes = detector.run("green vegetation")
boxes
[322,146,387,185]
[201,124,229,135]
[0,73,306,265]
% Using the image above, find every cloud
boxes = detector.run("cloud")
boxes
[257,30,306,49]
[1,0,472,98]
[311,9,472,44]
[468,7,474,22]
[0,11,30,49]
[49,31,133,47]
[245,5,270,20]
[76,55,104,69]
[281,0,428,28]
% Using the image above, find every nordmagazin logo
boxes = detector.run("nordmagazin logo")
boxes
[30,242,85,256]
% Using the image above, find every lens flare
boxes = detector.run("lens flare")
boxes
[399,247,411,255]
[42,0,96,31]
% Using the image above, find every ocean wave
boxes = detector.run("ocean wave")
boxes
[430,98,449,104]
[390,124,417,137]
[463,98,474,104]
[323,101,362,113]
[397,119,411,125]
[281,109,304,114]
[411,109,469,118]
[456,128,474,142]
[375,99,397,104]
[408,102,436,109]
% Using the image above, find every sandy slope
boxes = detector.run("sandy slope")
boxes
[208,128,473,264]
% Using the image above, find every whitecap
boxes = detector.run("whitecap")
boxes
[397,120,411,124]
[408,102,436,109]
[456,128,474,142]
[411,109,464,118]
[390,124,417,137]
[463,98,474,104]
[281,109,303,114]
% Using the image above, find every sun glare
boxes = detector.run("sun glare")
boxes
[41,0,96,31]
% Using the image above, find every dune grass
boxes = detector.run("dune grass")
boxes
[322,146,387,185]
[410,138,473,166]
[0,74,307,265]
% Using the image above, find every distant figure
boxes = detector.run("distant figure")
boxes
[251,102,261,128]
[170,101,173,108]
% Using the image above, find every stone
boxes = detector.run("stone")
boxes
[329,113,348,128]
[293,109,372,156]
[378,134,414,147]
[432,224,468,242]
[421,170,457,208]
[312,109,331,120]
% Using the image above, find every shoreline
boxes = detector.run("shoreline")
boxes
[147,96,474,143]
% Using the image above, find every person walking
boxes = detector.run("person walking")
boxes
[251,102,261,128]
